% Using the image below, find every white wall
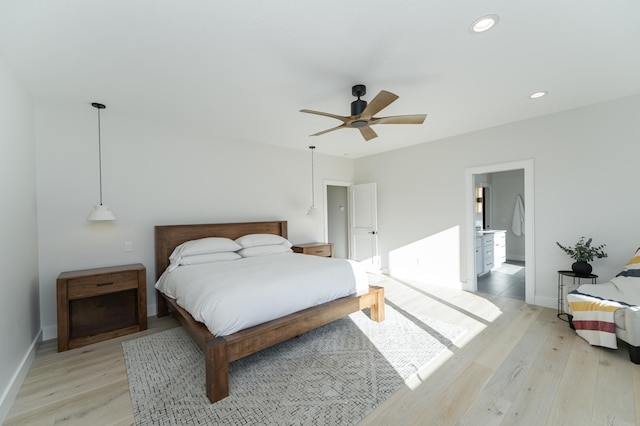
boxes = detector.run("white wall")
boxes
[355,94,640,307]
[35,101,355,338]
[0,56,39,420]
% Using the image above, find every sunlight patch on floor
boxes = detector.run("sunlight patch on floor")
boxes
[492,263,524,275]
[368,274,506,391]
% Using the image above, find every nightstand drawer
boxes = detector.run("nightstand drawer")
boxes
[292,242,334,258]
[305,246,332,257]
[67,271,139,299]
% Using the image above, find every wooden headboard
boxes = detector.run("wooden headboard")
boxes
[154,220,288,281]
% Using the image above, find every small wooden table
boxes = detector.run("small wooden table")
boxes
[292,242,334,258]
[57,263,147,351]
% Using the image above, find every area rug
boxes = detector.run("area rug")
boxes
[122,305,464,425]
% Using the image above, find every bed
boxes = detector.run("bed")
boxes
[154,220,385,402]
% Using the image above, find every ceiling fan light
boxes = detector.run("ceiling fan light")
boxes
[470,14,499,33]
[351,120,368,128]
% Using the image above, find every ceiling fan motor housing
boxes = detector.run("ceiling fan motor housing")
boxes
[351,99,367,116]
[351,84,367,116]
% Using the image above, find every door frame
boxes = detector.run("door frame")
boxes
[464,159,535,304]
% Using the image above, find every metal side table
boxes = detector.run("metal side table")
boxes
[557,270,597,321]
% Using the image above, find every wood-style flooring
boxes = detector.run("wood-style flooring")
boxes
[6,275,640,425]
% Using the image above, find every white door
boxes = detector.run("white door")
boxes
[349,183,380,273]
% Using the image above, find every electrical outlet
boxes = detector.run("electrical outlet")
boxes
[124,241,133,252]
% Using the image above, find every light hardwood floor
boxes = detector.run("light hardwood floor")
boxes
[6,276,640,425]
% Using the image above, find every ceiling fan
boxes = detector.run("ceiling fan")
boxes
[300,84,427,141]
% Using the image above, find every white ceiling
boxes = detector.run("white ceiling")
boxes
[1,0,639,158]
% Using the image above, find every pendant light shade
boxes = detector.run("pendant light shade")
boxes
[88,204,117,221]
[87,102,116,221]
[307,146,318,215]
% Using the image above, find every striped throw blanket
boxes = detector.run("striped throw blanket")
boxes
[567,290,628,349]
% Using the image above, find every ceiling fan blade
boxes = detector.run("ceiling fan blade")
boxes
[359,90,398,120]
[371,114,427,125]
[300,109,350,123]
[359,126,378,141]
[310,123,347,137]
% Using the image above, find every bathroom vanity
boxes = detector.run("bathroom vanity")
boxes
[476,230,506,276]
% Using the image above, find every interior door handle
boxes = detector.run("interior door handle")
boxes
[368,231,377,235]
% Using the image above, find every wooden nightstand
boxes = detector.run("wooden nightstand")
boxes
[57,263,147,352]
[292,242,334,258]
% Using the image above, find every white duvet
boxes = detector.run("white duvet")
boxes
[155,252,370,336]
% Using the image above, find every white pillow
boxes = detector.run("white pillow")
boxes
[238,245,292,258]
[170,237,242,261]
[179,252,241,265]
[166,251,241,272]
[235,233,292,248]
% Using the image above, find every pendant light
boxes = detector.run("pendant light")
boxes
[307,146,318,215]
[87,102,116,221]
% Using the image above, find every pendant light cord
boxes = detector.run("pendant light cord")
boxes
[97,107,104,206]
[310,146,316,207]
[87,102,116,221]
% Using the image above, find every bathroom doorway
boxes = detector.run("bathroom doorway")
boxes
[465,160,535,304]
[476,170,526,300]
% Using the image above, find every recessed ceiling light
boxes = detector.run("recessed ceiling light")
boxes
[470,14,500,33]
[529,91,548,99]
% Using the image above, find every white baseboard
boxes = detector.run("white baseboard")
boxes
[42,324,57,341]
[0,329,42,423]
[534,294,556,310]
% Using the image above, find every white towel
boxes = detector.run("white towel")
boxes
[511,195,525,236]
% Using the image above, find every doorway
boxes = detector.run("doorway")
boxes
[324,180,380,273]
[326,185,349,259]
[465,160,535,305]
[324,180,352,259]
[476,170,526,300]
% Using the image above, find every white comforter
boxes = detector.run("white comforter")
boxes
[155,252,369,336]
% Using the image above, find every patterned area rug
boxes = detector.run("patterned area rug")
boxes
[122,305,464,425]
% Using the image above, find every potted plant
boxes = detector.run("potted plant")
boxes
[556,236,607,275]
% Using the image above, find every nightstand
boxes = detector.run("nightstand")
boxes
[292,242,334,258]
[557,270,597,322]
[57,263,147,351]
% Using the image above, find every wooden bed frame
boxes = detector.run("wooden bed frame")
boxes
[154,220,385,403]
